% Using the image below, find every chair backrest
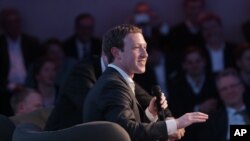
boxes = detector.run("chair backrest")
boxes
[0,114,16,141]
[12,121,131,141]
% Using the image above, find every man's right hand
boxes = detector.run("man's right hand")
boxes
[176,112,208,129]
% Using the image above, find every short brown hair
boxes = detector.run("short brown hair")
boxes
[102,24,142,63]
[10,87,38,113]
[215,68,242,86]
[198,12,222,26]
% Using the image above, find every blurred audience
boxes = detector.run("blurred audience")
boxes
[9,87,52,129]
[235,43,250,105]
[168,0,205,52]
[63,13,101,60]
[168,47,218,141]
[199,12,236,74]
[42,38,76,87]
[27,57,58,108]
[0,7,41,91]
[127,2,160,40]
[10,87,43,116]
[200,69,250,141]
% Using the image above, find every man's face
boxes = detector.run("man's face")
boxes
[76,17,94,41]
[202,20,223,43]
[19,92,43,114]
[183,52,206,76]
[117,33,148,76]
[237,50,250,73]
[36,62,56,86]
[3,13,21,37]
[184,1,204,23]
[217,76,244,107]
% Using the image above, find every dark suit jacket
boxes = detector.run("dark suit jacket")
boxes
[63,35,101,59]
[84,67,171,141]
[199,104,250,141]
[44,56,102,131]
[201,42,236,74]
[0,34,40,89]
[45,57,156,131]
[168,74,218,117]
[168,22,204,52]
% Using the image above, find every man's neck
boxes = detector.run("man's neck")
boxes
[110,62,134,79]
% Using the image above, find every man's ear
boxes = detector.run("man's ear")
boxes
[111,47,121,60]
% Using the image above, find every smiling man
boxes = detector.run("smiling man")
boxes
[83,24,208,141]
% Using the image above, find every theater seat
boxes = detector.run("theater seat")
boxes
[0,114,16,141]
[12,121,131,141]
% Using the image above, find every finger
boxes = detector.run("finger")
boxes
[161,101,168,109]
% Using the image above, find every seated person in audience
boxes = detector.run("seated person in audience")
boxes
[127,2,159,40]
[199,69,250,141]
[9,87,52,129]
[42,38,76,88]
[168,47,218,141]
[168,0,205,52]
[0,7,41,91]
[0,7,41,115]
[198,12,236,74]
[27,58,58,108]
[10,87,43,116]
[235,43,250,106]
[63,13,101,60]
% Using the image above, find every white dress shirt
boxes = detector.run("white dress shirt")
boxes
[7,37,27,85]
[108,64,177,135]
[226,105,247,140]
[206,44,225,73]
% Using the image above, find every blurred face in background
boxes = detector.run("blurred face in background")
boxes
[201,19,224,44]
[184,0,204,24]
[17,92,43,115]
[46,43,65,65]
[75,17,94,42]
[216,75,244,108]
[182,51,206,77]
[36,61,56,86]
[2,9,22,39]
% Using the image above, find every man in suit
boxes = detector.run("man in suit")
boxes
[63,13,101,60]
[200,69,250,141]
[44,52,153,131]
[84,24,208,141]
[0,8,41,116]
[168,0,205,52]
[168,47,218,141]
[198,12,236,74]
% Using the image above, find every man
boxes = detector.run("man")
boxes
[63,13,101,60]
[169,47,218,141]
[45,52,153,131]
[9,87,52,129]
[0,8,41,90]
[168,0,205,52]
[84,24,208,141]
[198,12,236,74]
[200,69,250,141]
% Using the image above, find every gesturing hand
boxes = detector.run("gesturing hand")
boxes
[176,112,208,129]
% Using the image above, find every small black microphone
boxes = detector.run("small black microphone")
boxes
[151,85,166,121]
